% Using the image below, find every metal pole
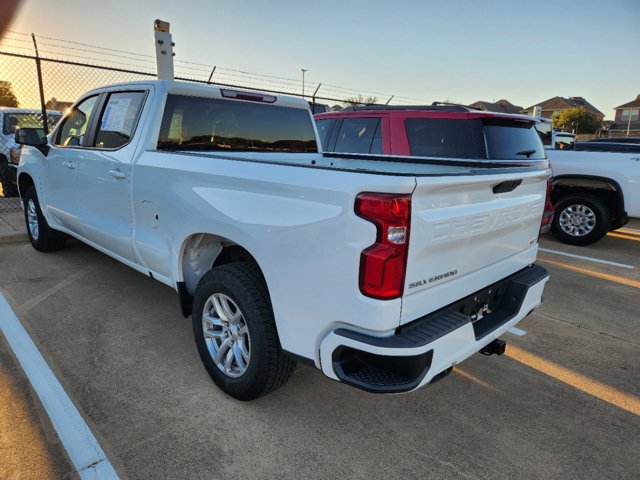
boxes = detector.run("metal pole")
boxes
[31,34,48,135]
[207,66,216,84]
[385,95,394,105]
[311,83,321,110]
[627,110,632,137]
[301,69,308,98]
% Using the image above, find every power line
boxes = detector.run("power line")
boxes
[6,29,431,105]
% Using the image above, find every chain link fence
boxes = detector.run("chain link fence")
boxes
[0,45,355,211]
[0,50,161,210]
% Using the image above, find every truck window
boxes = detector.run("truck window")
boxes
[405,118,484,159]
[94,91,146,149]
[315,118,335,151]
[3,112,61,135]
[555,134,575,150]
[483,119,546,160]
[334,118,380,154]
[535,123,552,146]
[55,95,99,147]
[370,121,382,154]
[157,94,317,153]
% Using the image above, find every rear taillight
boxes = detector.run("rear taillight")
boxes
[540,179,554,235]
[355,193,411,300]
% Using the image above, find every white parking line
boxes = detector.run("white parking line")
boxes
[507,327,527,337]
[0,293,120,480]
[538,248,634,270]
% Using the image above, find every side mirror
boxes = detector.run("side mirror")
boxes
[15,128,49,156]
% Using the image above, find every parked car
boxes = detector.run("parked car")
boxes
[585,137,640,144]
[535,120,640,245]
[308,101,330,114]
[314,104,555,232]
[16,82,550,400]
[0,108,62,196]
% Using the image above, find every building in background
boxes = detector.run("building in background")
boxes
[607,94,640,138]
[469,99,523,114]
[522,96,605,122]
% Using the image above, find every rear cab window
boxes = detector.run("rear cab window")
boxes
[483,118,546,160]
[158,94,318,153]
[405,116,545,161]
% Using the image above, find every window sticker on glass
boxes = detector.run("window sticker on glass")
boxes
[101,97,132,132]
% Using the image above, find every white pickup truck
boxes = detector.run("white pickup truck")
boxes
[536,121,640,245]
[16,80,550,400]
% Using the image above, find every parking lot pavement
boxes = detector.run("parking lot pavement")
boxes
[0,224,638,479]
[0,334,74,480]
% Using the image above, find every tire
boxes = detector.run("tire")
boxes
[551,193,611,246]
[192,262,296,400]
[0,159,18,197]
[22,186,66,252]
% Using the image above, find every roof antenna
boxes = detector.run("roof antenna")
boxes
[154,19,175,81]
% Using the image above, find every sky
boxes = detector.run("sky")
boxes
[5,0,640,119]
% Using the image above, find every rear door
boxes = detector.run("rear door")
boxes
[75,89,148,262]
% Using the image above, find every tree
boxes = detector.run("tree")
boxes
[0,80,19,107]
[344,94,378,107]
[552,107,600,134]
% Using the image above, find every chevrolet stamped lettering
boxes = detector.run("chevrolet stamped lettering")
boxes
[430,202,543,242]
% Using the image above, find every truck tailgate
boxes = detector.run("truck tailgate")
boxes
[400,169,550,325]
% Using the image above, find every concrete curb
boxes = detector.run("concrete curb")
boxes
[0,232,29,244]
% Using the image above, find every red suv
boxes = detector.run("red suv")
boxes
[314,104,554,231]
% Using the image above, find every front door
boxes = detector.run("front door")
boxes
[41,95,99,233]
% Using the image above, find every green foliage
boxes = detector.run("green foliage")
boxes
[344,94,378,107]
[552,107,600,134]
[0,80,19,107]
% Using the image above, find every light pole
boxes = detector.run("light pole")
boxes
[301,68,308,99]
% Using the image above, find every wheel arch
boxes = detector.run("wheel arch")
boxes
[17,171,35,198]
[177,232,268,317]
[552,174,626,229]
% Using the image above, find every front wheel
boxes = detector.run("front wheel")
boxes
[551,194,611,246]
[0,161,18,197]
[22,186,66,251]
[192,262,296,400]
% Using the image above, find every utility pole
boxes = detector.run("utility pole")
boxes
[301,69,308,98]
[154,19,175,81]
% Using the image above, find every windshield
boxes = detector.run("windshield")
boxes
[158,95,318,153]
[3,112,62,135]
[483,119,546,160]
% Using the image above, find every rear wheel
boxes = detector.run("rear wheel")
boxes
[22,186,66,251]
[192,262,296,400]
[551,194,610,246]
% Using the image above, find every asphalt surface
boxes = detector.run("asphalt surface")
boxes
[0,221,638,479]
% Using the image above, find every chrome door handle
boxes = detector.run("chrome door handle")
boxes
[108,169,126,180]
[62,161,75,170]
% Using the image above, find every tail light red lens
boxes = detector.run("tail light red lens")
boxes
[355,193,411,300]
[540,179,554,235]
